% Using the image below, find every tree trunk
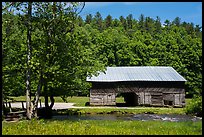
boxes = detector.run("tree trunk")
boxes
[49,95,55,109]
[33,70,43,118]
[26,2,33,120]
[44,80,49,109]
[2,98,5,116]
[44,82,55,109]
[42,81,53,119]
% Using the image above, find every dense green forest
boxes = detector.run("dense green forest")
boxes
[78,12,202,98]
[2,4,202,100]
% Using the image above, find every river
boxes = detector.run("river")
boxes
[52,114,202,122]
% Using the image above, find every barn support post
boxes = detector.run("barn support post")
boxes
[179,93,181,106]
[144,91,145,105]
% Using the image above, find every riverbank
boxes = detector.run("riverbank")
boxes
[54,107,185,116]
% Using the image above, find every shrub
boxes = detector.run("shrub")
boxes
[185,95,202,117]
[2,113,5,121]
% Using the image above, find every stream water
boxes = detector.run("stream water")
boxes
[52,114,202,122]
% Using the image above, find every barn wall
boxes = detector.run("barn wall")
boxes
[138,92,144,105]
[180,93,186,107]
[144,92,151,105]
[90,81,185,107]
[90,89,116,106]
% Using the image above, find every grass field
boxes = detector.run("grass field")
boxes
[57,107,185,115]
[3,96,201,135]
[7,96,191,106]
[7,96,126,106]
[7,96,191,115]
[2,119,202,135]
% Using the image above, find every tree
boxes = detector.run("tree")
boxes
[85,14,92,24]
[194,25,202,38]
[93,12,103,31]
[2,2,87,119]
[2,13,28,115]
[112,18,120,27]
[105,14,112,28]
[77,15,84,27]
[29,2,87,116]
[2,2,34,119]
[172,17,181,26]
[126,14,133,29]
[164,19,171,27]
[154,16,162,33]
[144,16,154,34]
[138,14,145,32]
[119,15,127,30]
[185,95,202,117]
[25,2,33,119]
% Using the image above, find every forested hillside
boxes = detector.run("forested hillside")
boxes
[2,10,202,98]
[78,13,202,98]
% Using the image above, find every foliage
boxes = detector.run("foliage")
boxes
[185,95,202,117]
[2,13,27,97]
[84,13,202,97]
[2,119,202,135]
[2,5,202,100]
[2,2,103,102]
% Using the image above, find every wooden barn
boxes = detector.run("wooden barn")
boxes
[86,66,187,107]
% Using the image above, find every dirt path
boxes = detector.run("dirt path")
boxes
[10,102,172,110]
[10,102,75,110]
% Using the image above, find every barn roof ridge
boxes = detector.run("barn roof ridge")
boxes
[86,66,187,82]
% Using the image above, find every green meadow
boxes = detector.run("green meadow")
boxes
[2,119,202,135]
[2,96,201,135]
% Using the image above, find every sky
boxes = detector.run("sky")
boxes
[79,2,202,27]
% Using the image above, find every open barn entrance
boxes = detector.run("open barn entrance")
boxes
[124,92,139,106]
[116,92,139,107]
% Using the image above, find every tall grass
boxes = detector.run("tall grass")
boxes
[3,97,200,135]
[62,107,185,115]
[2,119,202,135]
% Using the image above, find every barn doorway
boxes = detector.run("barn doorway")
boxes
[124,92,139,106]
[116,92,139,106]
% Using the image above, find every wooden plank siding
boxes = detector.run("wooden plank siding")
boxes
[90,89,116,106]
[89,81,185,107]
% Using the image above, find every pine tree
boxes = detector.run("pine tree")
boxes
[85,14,92,24]
[105,14,113,28]
[126,14,133,29]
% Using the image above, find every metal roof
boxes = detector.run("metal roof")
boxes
[86,66,187,82]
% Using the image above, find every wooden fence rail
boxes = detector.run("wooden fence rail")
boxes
[3,99,42,113]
